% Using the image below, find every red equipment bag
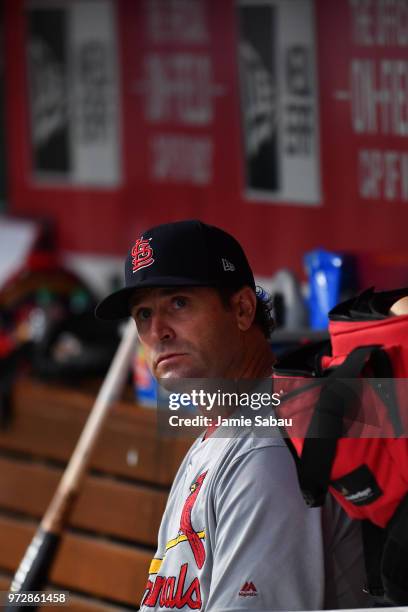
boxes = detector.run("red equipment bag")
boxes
[273,287,408,604]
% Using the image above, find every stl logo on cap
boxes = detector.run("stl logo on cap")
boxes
[132,236,155,273]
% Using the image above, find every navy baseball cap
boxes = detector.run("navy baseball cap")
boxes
[95,219,256,320]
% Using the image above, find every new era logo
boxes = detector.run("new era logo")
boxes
[239,582,258,597]
[222,258,235,272]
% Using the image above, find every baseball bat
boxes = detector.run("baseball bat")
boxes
[5,318,138,611]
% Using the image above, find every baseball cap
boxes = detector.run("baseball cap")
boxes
[95,219,256,320]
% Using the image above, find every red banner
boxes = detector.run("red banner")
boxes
[5,0,408,280]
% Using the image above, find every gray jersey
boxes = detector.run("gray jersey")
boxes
[140,428,372,611]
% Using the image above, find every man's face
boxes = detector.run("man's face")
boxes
[131,287,243,380]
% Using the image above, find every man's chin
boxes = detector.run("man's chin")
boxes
[158,369,201,381]
[156,369,210,392]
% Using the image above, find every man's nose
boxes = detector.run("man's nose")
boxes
[150,313,175,342]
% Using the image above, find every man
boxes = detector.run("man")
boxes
[96,219,371,611]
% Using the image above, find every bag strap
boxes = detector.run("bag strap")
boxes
[368,349,403,436]
[382,492,408,603]
[294,345,384,507]
[361,520,387,599]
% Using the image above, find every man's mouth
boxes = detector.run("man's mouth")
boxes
[155,353,187,368]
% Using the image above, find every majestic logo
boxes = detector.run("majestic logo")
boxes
[179,472,208,569]
[239,582,258,597]
[132,237,154,272]
[142,563,202,609]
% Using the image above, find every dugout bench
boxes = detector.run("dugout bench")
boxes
[0,377,191,611]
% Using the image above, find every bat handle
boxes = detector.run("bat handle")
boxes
[5,528,60,612]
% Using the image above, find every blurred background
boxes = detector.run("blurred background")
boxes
[0,0,408,609]
[2,0,408,331]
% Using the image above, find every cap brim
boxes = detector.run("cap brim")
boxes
[95,276,218,320]
[95,287,138,320]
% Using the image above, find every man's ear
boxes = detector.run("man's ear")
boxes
[389,295,408,316]
[231,287,257,331]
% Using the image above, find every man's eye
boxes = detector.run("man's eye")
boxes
[137,308,151,321]
[172,296,187,309]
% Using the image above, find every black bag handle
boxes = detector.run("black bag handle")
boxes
[296,345,378,506]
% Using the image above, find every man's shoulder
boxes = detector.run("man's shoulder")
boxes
[204,428,288,481]
[171,428,290,496]
[228,430,286,459]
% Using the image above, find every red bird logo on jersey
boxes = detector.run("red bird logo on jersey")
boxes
[132,237,154,272]
[179,471,207,569]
